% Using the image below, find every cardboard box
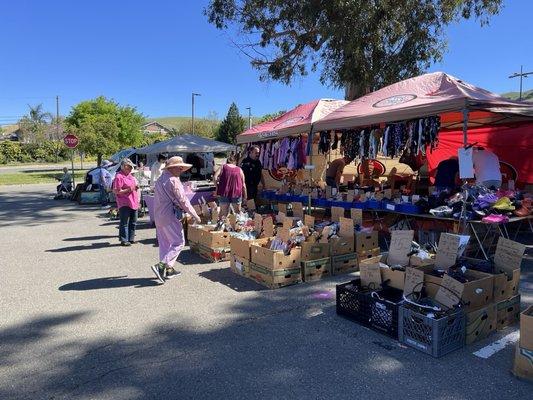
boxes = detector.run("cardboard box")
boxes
[187,224,205,244]
[493,269,521,303]
[249,263,302,289]
[230,236,270,261]
[520,305,533,351]
[230,254,249,276]
[357,248,381,263]
[358,254,405,290]
[197,226,231,249]
[492,238,526,302]
[415,265,494,311]
[496,295,521,330]
[512,343,533,382]
[330,236,355,256]
[331,253,358,276]
[355,231,378,254]
[300,241,330,262]
[250,240,301,270]
[301,257,331,282]
[466,303,497,345]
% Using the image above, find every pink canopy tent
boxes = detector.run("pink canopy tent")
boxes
[236,98,348,144]
[313,72,533,132]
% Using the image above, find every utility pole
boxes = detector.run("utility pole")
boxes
[509,65,533,101]
[245,107,252,129]
[56,96,60,163]
[191,93,201,134]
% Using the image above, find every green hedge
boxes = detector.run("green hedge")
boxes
[0,141,70,164]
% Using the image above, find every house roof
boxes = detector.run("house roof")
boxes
[141,121,172,131]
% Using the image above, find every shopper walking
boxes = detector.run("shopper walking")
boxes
[98,160,113,208]
[214,154,247,219]
[112,158,140,246]
[151,156,201,283]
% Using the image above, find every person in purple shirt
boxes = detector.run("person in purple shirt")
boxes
[112,158,140,246]
[151,156,201,283]
[214,154,247,219]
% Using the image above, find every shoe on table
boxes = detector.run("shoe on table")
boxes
[165,267,181,279]
[151,262,166,284]
[121,241,131,246]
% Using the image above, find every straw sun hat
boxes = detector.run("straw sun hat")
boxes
[163,156,192,170]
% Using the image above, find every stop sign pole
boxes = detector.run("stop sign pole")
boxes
[63,134,79,187]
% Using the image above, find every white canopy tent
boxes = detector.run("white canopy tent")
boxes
[136,134,236,155]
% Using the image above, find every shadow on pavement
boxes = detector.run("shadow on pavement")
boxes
[198,267,267,293]
[63,235,117,242]
[59,276,160,291]
[46,242,122,252]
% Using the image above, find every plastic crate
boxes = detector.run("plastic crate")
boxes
[336,279,403,338]
[399,305,465,357]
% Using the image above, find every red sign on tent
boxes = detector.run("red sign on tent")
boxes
[63,134,79,148]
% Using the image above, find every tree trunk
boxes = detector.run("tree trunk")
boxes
[344,81,372,101]
[97,154,102,166]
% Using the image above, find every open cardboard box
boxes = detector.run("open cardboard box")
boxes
[414,265,494,311]
[465,303,497,345]
[197,225,231,249]
[230,236,271,261]
[250,239,301,270]
[355,231,378,254]
[300,241,330,262]
[521,305,533,351]
[359,254,405,291]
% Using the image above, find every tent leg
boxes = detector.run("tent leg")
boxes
[460,106,469,233]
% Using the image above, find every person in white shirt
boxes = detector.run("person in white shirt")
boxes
[99,160,113,207]
[473,147,502,189]
[150,154,167,187]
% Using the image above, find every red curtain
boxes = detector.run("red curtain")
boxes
[426,122,533,187]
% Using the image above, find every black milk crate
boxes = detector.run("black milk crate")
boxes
[399,305,465,358]
[336,279,404,339]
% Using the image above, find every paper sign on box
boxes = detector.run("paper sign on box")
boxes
[494,237,526,276]
[404,267,424,296]
[388,230,414,266]
[277,227,290,242]
[339,217,354,238]
[254,214,263,233]
[283,217,293,229]
[360,261,382,288]
[435,233,470,270]
[435,274,464,309]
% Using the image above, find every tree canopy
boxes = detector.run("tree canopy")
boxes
[206,0,503,99]
[216,103,246,144]
[65,96,144,160]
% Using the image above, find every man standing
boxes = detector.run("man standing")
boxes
[151,156,202,283]
[473,147,502,189]
[240,145,265,200]
[325,155,353,190]
[150,154,167,188]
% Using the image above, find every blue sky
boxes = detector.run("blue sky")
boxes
[0,0,532,125]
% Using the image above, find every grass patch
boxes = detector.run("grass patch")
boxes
[0,170,87,185]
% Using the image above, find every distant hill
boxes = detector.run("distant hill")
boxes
[501,89,533,102]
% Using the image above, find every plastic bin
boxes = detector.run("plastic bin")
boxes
[398,305,465,357]
[336,279,404,338]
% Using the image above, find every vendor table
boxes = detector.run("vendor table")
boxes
[368,209,531,260]
[144,191,215,224]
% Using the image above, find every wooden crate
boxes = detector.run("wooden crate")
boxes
[331,253,359,276]
[230,254,250,276]
[249,263,302,289]
[195,244,231,263]
[301,257,331,282]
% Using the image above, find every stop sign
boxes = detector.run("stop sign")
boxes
[63,134,79,148]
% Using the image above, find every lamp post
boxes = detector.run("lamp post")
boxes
[245,107,252,129]
[191,93,201,134]
[509,65,533,101]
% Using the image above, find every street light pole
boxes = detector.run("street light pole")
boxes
[245,107,252,129]
[191,93,201,134]
[509,65,533,101]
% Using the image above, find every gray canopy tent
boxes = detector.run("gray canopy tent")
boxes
[136,134,236,154]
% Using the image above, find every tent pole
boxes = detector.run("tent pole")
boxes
[460,104,469,234]
[307,127,314,215]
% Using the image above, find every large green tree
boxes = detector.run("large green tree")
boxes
[65,96,144,163]
[206,0,503,99]
[216,102,246,144]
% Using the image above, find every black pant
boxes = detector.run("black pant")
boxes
[246,184,258,200]
[119,206,137,243]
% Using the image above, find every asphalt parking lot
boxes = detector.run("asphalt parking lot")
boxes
[0,184,531,400]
